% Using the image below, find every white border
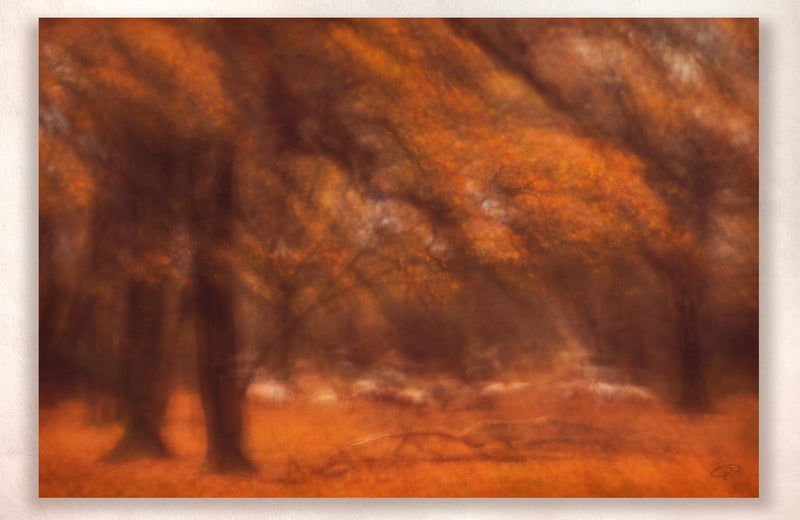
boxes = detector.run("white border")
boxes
[4,1,798,517]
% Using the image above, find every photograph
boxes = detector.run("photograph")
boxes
[38,18,758,497]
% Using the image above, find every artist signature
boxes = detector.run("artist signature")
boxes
[710,464,741,481]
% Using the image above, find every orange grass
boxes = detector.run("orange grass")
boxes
[39,388,757,497]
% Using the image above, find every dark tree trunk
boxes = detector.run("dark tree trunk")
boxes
[641,247,713,413]
[83,291,125,425]
[190,140,255,473]
[193,261,254,473]
[106,278,170,460]
[271,282,297,381]
[671,265,712,413]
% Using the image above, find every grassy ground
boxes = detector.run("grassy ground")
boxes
[39,386,757,497]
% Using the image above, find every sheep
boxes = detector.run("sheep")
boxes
[351,378,387,400]
[587,381,656,404]
[394,387,432,408]
[556,379,657,405]
[311,387,340,405]
[350,378,435,411]
[475,381,532,409]
[246,380,294,404]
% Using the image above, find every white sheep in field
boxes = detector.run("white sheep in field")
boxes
[311,387,339,405]
[247,380,294,404]
[351,378,386,400]
[585,381,656,404]
[350,378,433,409]
[549,378,657,407]
[475,381,532,408]
[394,387,431,408]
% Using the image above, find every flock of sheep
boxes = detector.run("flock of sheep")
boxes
[245,367,658,411]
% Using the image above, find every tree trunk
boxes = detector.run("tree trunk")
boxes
[106,278,170,460]
[671,265,712,412]
[271,282,297,381]
[193,259,254,473]
[190,140,255,473]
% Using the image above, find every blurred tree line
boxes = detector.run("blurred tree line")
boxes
[39,19,758,472]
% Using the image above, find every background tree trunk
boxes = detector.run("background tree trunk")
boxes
[672,266,712,412]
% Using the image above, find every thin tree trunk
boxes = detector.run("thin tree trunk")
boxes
[671,265,712,412]
[271,282,296,381]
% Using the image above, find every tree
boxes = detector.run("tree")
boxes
[448,18,758,409]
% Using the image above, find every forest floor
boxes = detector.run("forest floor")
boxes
[39,384,758,497]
